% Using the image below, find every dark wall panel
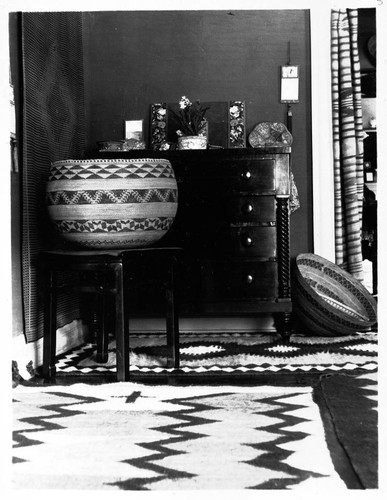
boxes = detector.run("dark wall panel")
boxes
[82,10,313,258]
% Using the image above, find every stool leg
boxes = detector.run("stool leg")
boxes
[166,257,179,369]
[43,267,57,379]
[114,262,129,381]
[96,292,109,363]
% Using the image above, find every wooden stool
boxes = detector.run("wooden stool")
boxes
[40,247,181,381]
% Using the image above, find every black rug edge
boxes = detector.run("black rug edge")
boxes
[312,374,378,489]
[312,378,364,489]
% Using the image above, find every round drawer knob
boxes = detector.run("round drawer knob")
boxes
[241,234,253,247]
[242,203,253,214]
[246,274,254,284]
[241,170,251,180]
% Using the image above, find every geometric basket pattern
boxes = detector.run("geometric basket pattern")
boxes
[47,188,177,205]
[53,217,175,233]
[48,160,176,181]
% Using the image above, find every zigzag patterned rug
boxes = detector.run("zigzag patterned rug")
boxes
[13,380,362,490]
[56,332,378,377]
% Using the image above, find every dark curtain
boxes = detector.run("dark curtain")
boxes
[331,9,364,281]
[21,12,86,342]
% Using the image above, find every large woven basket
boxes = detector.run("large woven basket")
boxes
[292,253,377,336]
[46,158,178,249]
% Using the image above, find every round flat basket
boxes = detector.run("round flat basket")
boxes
[248,121,293,148]
[292,253,377,336]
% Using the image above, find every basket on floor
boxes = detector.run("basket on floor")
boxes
[292,253,377,336]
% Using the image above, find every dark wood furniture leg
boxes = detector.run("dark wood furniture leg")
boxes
[166,255,180,369]
[42,266,57,379]
[96,270,109,363]
[114,261,129,381]
[280,311,292,342]
[277,197,292,342]
[96,293,109,363]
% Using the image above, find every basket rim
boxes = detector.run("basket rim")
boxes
[296,253,374,296]
[294,253,377,325]
[51,158,172,166]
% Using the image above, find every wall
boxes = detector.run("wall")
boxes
[83,9,313,259]
[358,8,376,73]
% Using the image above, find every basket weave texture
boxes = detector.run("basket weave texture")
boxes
[46,158,178,249]
[293,253,377,336]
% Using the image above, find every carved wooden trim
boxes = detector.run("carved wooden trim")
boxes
[276,197,291,299]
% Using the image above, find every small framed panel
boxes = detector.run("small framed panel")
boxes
[228,100,246,148]
[281,65,299,103]
[150,103,168,150]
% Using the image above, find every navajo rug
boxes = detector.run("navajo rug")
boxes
[13,379,368,490]
[55,331,378,378]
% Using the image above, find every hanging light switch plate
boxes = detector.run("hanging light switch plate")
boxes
[281,65,299,103]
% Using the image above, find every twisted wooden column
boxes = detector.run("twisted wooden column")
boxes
[277,197,291,299]
[276,196,291,342]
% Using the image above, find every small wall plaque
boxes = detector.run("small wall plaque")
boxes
[281,65,299,103]
[228,100,246,148]
[150,103,168,150]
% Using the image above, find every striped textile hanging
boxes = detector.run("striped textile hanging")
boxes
[331,9,364,281]
[21,12,86,342]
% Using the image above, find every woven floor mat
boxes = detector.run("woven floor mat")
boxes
[13,382,350,490]
[56,332,378,377]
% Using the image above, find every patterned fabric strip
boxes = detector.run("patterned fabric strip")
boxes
[21,13,86,342]
[331,9,364,281]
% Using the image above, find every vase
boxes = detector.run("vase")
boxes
[178,135,208,150]
[46,158,178,249]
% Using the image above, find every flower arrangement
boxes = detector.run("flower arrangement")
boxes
[174,96,210,137]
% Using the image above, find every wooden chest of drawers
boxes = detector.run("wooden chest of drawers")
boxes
[95,148,292,338]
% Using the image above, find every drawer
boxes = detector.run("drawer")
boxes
[220,159,276,193]
[184,194,276,225]
[223,195,276,223]
[188,159,277,193]
[203,226,277,258]
[200,261,278,299]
